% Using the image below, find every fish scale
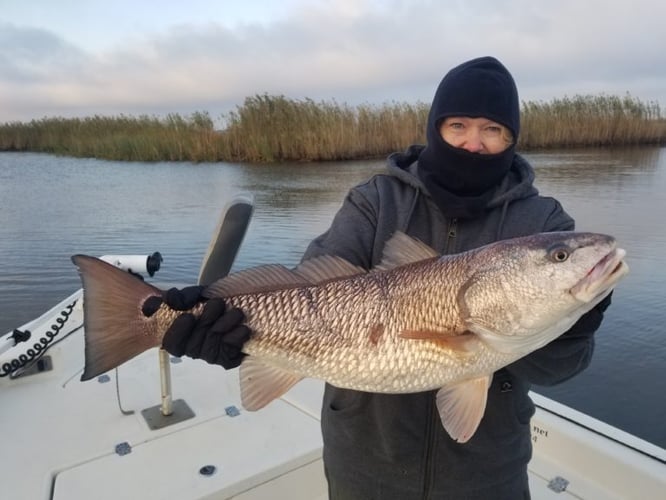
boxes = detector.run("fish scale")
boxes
[216,267,461,391]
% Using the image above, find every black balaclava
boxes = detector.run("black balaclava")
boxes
[418,56,520,219]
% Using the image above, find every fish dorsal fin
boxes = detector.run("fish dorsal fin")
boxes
[204,264,310,297]
[295,255,366,284]
[436,375,491,443]
[239,358,303,410]
[374,231,439,271]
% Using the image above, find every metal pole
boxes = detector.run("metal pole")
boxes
[158,348,173,416]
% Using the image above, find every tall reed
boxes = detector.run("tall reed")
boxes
[519,94,665,148]
[0,112,220,162]
[218,94,428,161]
[0,94,664,162]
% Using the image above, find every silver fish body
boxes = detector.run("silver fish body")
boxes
[72,230,628,442]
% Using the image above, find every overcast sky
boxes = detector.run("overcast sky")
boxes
[2,0,665,123]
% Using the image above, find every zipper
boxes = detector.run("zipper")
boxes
[421,218,457,497]
[445,218,458,253]
[421,394,439,499]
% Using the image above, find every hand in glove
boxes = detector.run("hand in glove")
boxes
[142,286,251,369]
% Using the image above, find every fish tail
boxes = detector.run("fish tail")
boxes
[71,255,163,381]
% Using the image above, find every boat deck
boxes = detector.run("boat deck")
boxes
[2,291,664,499]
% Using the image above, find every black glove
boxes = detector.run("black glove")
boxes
[143,286,251,369]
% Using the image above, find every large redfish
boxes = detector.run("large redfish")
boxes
[72,231,628,442]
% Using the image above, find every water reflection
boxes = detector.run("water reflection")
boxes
[237,160,384,208]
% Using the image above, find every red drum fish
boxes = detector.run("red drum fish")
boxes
[72,231,628,442]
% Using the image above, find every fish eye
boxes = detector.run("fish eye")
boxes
[548,245,571,263]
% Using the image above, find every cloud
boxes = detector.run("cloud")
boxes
[1,0,665,122]
[0,24,89,83]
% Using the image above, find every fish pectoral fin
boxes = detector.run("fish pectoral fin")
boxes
[435,375,491,443]
[239,358,303,411]
[399,330,479,355]
[399,329,457,340]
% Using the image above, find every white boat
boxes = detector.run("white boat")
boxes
[2,199,664,500]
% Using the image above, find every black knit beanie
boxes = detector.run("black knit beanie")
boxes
[418,56,520,219]
[427,56,520,139]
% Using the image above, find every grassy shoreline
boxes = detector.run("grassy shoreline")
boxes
[1,94,664,163]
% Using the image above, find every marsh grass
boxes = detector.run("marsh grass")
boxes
[519,94,665,148]
[219,95,428,161]
[1,94,664,162]
[0,112,219,162]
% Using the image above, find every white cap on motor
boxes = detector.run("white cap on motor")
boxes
[100,252,162,277]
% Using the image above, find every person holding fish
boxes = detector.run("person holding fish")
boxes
[77,56,618,499]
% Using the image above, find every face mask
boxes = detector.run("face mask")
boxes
[418,134,515,219]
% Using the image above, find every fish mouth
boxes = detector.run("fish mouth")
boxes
[571,248,629,302]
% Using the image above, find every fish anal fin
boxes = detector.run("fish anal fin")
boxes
[239,358,304,411]
[436,375,491,443]
[374,231,440,271]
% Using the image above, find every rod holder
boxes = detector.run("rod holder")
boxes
[159,348,173,416]
[141,350,195,430]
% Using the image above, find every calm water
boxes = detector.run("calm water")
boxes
[1,149,665,448]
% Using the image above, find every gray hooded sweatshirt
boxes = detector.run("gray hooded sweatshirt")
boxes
[302,145,607,499]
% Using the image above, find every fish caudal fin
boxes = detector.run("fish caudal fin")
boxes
[72,255,163,381]
[436,375,491,443]
[239,358,303,410]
